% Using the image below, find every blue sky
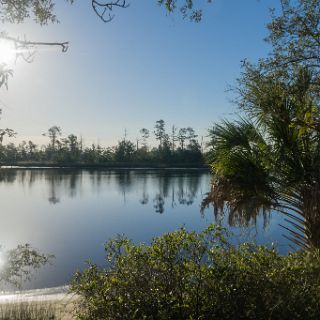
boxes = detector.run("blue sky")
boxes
[0,0,280,147]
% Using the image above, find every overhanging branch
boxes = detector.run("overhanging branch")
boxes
[91,0,129,23]
[0,33,69,53]
[0,33,69,88]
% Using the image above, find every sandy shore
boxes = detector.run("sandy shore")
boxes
[0,286,78,320]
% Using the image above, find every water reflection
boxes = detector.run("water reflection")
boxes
[0,169,18,183]
[0,169,205,214]
[0,168,293,289]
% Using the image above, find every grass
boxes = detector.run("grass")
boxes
[0,300,75,320]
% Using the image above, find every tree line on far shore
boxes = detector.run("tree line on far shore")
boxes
[0,120,206,167]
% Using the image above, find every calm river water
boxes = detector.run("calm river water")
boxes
[0,168,294,289]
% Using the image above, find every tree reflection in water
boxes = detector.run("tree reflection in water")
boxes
[0,168,272,229]
[0,169,207,214]
[201,184,271,229]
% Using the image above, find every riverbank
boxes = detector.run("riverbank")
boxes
[0,287,77,320]
[0,161,210,170]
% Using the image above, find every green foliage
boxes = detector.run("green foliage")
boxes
[266,0,320,75]
[204,0,320,249]
[71,226,320,319]
[114,139,136,162]
[206,64,320,248]
[0,0,74,25]
[157,0,213,22]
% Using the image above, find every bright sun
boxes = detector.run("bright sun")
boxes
[0,40,16,66]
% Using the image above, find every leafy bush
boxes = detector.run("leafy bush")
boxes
[71,225,320,319]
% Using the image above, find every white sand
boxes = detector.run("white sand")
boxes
[0,286,79,319]
[0,286,74,303]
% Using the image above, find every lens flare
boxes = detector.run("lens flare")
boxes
[0,40,16,66]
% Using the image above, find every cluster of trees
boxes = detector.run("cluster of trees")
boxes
[205,0,320,249]
[3,1,320,318]
[0,120,205,166]
[0,0,211,294]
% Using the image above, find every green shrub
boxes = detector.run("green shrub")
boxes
[71,225,320,319]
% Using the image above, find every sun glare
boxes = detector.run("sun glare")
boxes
[0,40,16,66]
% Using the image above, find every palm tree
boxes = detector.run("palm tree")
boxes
[205,67,320,249]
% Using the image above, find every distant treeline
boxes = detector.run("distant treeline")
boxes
[0,120,207,167]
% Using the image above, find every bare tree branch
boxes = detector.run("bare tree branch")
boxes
[0,32,69,88]
[91,0,129,23]
[0,33,69,53]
